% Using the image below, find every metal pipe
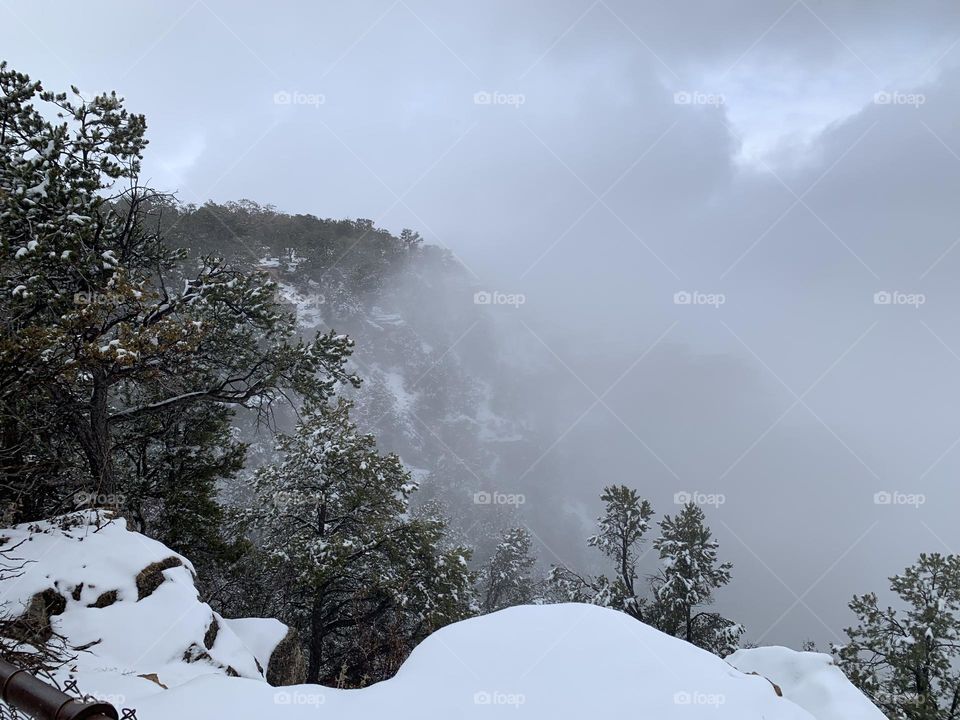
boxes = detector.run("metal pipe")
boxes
[0,659,118,720]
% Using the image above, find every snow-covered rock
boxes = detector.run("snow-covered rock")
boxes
[727,646,885,719]
[0,512,288,709]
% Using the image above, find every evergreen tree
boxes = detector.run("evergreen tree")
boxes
[651,502,742,655]
[121,402,248,581]
[835,553,960,719]
[586,484,654,620]
[0,62,357,522]
[248,400,473,685]
[479,527,536,613]
[547,565,619,609]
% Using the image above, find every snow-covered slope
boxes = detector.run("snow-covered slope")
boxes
[138,603,817,720]
[0,512,879,719]
[727,646,885,720]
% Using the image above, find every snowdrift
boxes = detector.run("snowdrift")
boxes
[0,512,880,719]
[135,604,817,720]
[727,646,885,719]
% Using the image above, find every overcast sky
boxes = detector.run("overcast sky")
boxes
[5,0,960,649]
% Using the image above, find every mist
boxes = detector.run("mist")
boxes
[6,0,960,652]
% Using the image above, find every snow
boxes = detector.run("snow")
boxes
[222,618,288,673]
[0,512,284,708]
[277,282,325,328]
[132,604,815,719]
[381,369,418,415]
[0,512,880,719]
[727,646,885,720]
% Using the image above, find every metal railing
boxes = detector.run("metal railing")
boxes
[0,659,118,720]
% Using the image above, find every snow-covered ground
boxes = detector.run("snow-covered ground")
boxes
[0,512,881,719]
[727,646,885,720]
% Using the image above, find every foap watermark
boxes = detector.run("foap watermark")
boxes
[74,291,121,306]
[273,489,303,512]
[674,490,726,508]
[474,290,526,308]
[673,690,726,708]
[874,90,925,108]
[85,692,126,707]
[273,90,326,108]
[874,491,926,508]
[473,491,525,507]
[473,690,526,708]
[874,690,929,707]
[74,491,125,508]
[674,290,725,308]
[873,290,925,308]
[673,90,725,107]
[473,90,525,108]
[274,690,326,707]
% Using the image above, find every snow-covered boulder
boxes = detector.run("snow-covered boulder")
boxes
[727,646,885,719]
[0,512,289,708]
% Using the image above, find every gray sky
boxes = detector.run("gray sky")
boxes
[6,0,960,649]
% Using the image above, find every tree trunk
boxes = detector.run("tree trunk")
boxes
[306,594,324,684]
[75,375,116,498]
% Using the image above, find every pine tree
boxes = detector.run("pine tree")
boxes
[0,62,357,521]
[479,527,536,613]
[248,401,473,685]
[651,502,742,655]
[587,484,654,620]
[835,553,960,719]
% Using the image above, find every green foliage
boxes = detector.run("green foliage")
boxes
[586,484,654,619]
[0,62,358,524]
[550,488,741,655]
[836,553,960,719]
[650,503,741,656]
[479,527,536,613]
[247,401,474,686]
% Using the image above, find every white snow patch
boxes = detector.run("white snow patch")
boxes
[727,646,884,720]
[277,282,325,328]
[381,369,418,415]
[223,618,288,674]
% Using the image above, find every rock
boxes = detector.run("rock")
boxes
[135,557,182,600]
[747,670,783,696]
[266,626,306,686]
[10,588,66,643]
[138,673,168,689]
[203,617,220,650]
[88,589,117,609]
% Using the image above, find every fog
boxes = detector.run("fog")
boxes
[6,0,960,649]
